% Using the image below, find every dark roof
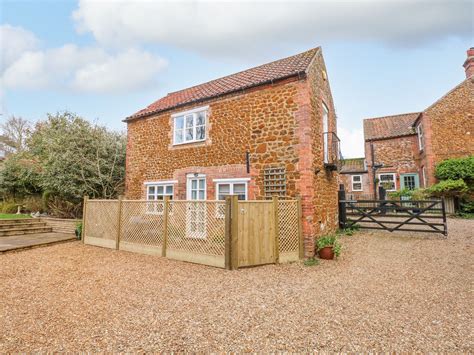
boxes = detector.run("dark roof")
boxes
[126,47,320,120]
[340,158,367,173]
[363,112,420,141]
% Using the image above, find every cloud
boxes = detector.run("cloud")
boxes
[0,24,39,72]
[73,0,472,56]
[1,25,167,93]
[338,126,365,158]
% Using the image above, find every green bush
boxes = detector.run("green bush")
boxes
[316,235,342,257]
[427,179,469,197]
[435,156,474,182]
[23,195,44,213]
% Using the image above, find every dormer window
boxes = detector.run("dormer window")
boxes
[417,123,424,151]
[172,106,208,145]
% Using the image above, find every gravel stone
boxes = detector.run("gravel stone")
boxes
[1,218,472,352]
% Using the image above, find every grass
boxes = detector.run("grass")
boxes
[0,213,31,219]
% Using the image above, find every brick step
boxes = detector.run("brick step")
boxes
[0,226,53,237]
[0,218,37,225]
[0,222,47,230]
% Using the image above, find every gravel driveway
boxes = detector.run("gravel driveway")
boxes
[1,218,472,352]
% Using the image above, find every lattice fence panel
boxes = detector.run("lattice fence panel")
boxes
[121,201,164,246]
[167,201,226,256]
[278,200,299,255]
[84,200,119,243]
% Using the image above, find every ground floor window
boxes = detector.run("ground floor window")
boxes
[214,178,249,217]
[145,182,174,214]
[351,175,363,191]
[378,173,396,191]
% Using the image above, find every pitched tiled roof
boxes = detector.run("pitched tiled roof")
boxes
[126,47,320,120]
[363,112,420,141]
[340,158,367,173]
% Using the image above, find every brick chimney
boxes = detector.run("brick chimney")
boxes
[463,47,474,78]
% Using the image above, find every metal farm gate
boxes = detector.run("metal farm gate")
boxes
[338,188,448,237]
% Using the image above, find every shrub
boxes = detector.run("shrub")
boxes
[316,235,342,257]
[23,195,44,213]
[427,179,469,197]
[47,197,82,218]
[435,156,474,182]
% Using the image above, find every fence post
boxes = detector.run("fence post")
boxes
[441,197,448,237]
[297,196,304,259]
[272,196,280,264]
[162,196,170,257]
[224,196,232,270]
[81,195,88,244]
[230,195,239,270]
[115,196,123,250]
[338,185,346,229]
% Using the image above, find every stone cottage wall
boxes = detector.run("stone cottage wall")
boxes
[304,50,340,253]
[419,78,474,186]
[364,135,421,193]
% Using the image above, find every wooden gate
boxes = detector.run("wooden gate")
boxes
[236,201,276,267]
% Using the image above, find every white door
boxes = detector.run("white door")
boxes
[322,103,329,164]
[186,176,206,238]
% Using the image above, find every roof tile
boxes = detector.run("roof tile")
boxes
[363,112,420,141]
[127,47,319,120]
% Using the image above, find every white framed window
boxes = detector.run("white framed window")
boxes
[214,178,249,217]
[378,173,396,191]
[322,102,329,164]
[417,124,424,150]
[351,175,363,191]
[145,181,175,214]
[172,106,208,145]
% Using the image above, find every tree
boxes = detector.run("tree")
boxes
[28,111,126,201]
[0,151,42,198]
[0,115,31,154]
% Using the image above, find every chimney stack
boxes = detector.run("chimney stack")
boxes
[463,47,474,78]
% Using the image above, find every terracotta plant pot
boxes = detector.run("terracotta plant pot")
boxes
[318,246,335,260]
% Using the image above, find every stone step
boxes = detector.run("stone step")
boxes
[0,222,47,230]
[0,218,36,225]
[0,226,53,237]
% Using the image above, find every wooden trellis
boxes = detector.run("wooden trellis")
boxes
[82,196,302,269]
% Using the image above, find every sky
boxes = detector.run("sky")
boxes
[1,0,472,158]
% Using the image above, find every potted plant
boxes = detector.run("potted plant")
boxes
[75,222,83,240]
[316,235,341,260]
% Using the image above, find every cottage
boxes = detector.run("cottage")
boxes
[341,48,474,197]
[125,47,340,256]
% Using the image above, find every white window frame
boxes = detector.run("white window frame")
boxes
[145,181,176,214]
[172,106,208,145]
[417,123,424,151]
[214,178,249,218]
[378,173,397,192]
[322,102,329,164]
[351,175,363,192]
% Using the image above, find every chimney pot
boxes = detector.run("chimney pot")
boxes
[463,48,474,79]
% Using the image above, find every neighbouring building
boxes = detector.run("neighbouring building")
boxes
[339,158,370,199]
[125,47,341,256]
[341,47,474,197]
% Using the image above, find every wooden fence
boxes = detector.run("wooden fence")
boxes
[82,196,302,269]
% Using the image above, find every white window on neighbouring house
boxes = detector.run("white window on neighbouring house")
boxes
[173,106,208,145]
[351,175,363,191]
[378,173,396,191]
[417,123,424,151]
[145,182,174,214]
[214,178,249,217]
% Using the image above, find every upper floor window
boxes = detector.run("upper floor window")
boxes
[417,123,424,151]
[351,175,363,191]
[172,106,208,145]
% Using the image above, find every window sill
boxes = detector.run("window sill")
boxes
[172,139,206,147]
